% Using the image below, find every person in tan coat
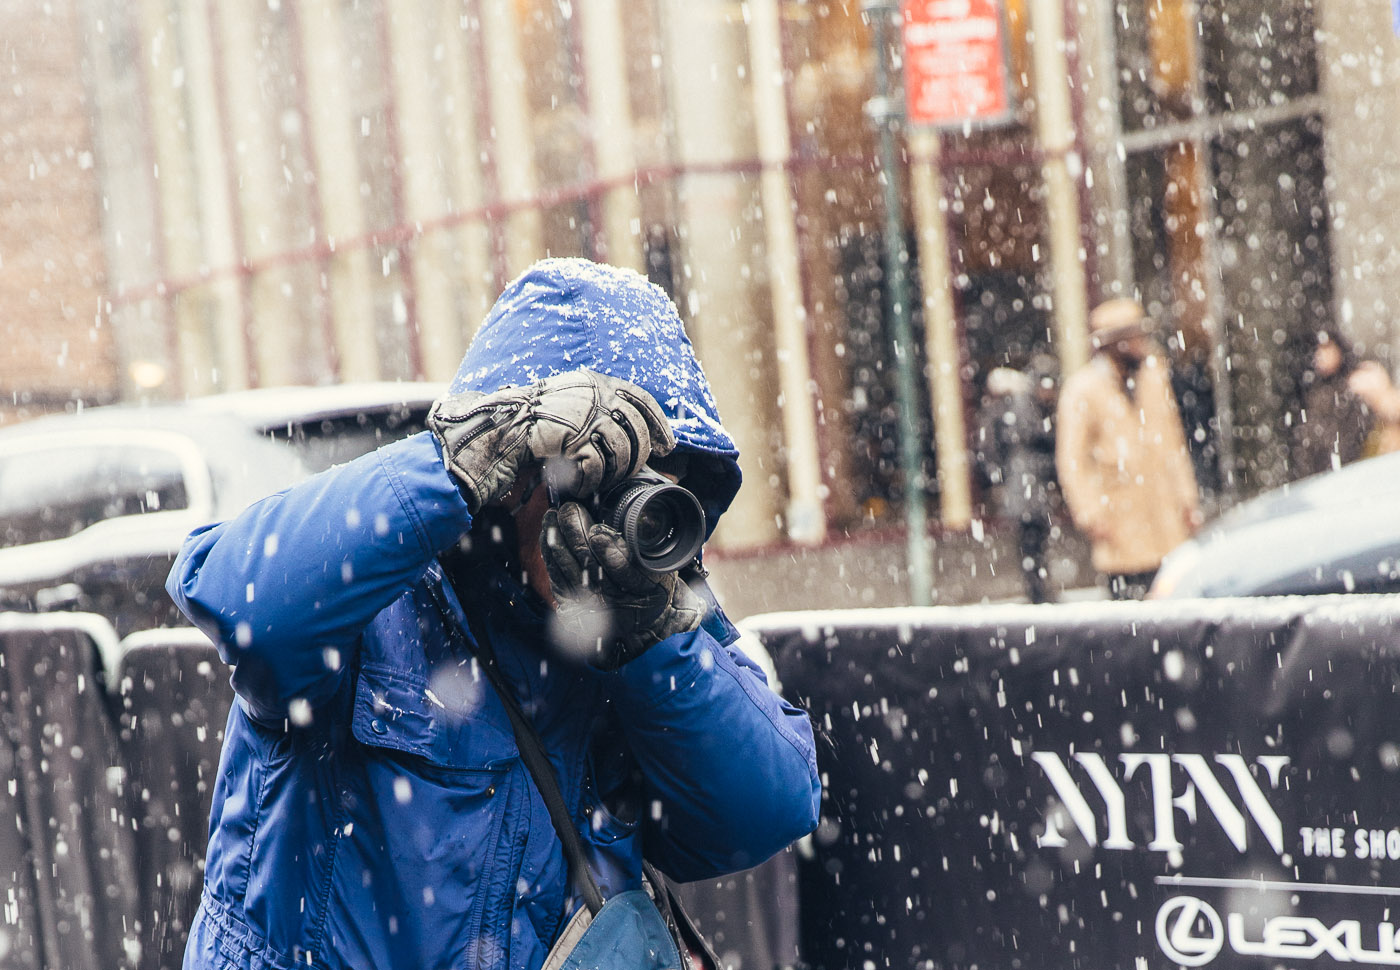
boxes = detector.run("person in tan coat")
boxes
[1056,298,1202,599]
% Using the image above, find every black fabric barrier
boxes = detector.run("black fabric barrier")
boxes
[0,616,140,970]
[0,618,226,970]
[755,596,1400,970]
[114,632,231,970]
[675,846,802,970]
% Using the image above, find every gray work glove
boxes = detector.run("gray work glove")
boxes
[426,370,675,513]
[541,501,704,670]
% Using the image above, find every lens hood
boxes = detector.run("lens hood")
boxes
[596,469,706,572]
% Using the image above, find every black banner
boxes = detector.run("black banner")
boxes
[758,597,1400,970]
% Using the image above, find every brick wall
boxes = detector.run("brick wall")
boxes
[0,2,117,426]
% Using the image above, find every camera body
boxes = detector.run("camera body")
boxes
[593,468,706,573]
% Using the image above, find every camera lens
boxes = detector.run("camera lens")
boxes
[597,471,706,573]
[620,486,704,572]
[633,502,679,553]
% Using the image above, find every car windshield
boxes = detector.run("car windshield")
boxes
[0,444,189,548]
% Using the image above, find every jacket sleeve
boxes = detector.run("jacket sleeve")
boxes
[603,626,822,881]
[165,432,472,723]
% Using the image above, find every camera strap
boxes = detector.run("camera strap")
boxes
[448,587,607,916]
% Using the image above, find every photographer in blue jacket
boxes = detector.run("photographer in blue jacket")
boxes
[166,258,822,970]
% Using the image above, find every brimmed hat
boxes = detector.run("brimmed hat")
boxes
[1088,298,1148,351]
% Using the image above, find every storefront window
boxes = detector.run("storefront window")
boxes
[1113,0,1330,495]
[786,0,1052,529]
[944,150,1050,379]
[1213,114,1332,490]
[1198,0,1319,114]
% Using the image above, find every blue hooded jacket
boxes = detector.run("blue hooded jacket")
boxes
[167,259,821,970]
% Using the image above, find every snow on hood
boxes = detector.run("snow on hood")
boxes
[450,257,742,527]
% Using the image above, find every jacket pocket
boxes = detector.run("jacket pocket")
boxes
[324,664,524,968]
[351,660,518,770]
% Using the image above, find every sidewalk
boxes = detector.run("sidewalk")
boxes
[705,521,1098,621]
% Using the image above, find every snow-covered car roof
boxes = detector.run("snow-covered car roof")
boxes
[0,382,445,634]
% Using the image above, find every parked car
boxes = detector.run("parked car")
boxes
[0,382,443,636]
[1148,451,1400,598]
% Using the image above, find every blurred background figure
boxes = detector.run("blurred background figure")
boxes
[1347,358,1400,459]
[1292,329,1370,477]
[1292,329,1400,478]
[1167,336,1224,512]
[1056,299,1201,600]
[975,356,1060,604]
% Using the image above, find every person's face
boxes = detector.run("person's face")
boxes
[511,477,555,603]
[1314,341,1342,378]
[511,462,686,603]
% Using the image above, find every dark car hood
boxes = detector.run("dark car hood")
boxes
[1154,452,1400,597]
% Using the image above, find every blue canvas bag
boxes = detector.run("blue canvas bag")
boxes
[541,887,683,970]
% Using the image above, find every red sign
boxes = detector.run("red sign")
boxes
[902,0,1012,127]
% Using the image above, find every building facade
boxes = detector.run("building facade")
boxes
[0,1,115,417]
[6,0,1399,602]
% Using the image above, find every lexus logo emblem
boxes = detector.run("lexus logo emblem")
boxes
[1156,896,1224,966]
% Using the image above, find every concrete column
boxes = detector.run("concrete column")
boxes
[908,129,972,530]
[138,0,217,394]
[176,0,247,390]
[213,1,304,387]
[1028,0,1091,373]
[297,0,381,381]
[1074,0,1133,297]
[1316,0,1400,369]
[658,0,781,549]
[78,0,171,398]
[386,4,466,380]
[746,0,826,544]
[577,0,645,273]
[479,0,543,279]
[438,3,496,337]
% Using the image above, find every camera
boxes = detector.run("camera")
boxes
[594,467,706,573]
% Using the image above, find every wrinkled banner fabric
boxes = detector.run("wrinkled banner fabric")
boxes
[758,596,1400,970]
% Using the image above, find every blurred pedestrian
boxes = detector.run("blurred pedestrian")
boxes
[1056,298,1201,600]
[1168,338,1224,508]
[1293,329,1371,477]
[975,357,1060,603]
[1347,358,1400,458]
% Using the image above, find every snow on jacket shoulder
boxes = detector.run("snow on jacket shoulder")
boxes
[167,259,821,970]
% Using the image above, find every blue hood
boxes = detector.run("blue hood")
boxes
[450,258,742,527]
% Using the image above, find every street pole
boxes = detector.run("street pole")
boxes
[909,128,973,531]
[1027,0,1091,375]
[863,0,933,607]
